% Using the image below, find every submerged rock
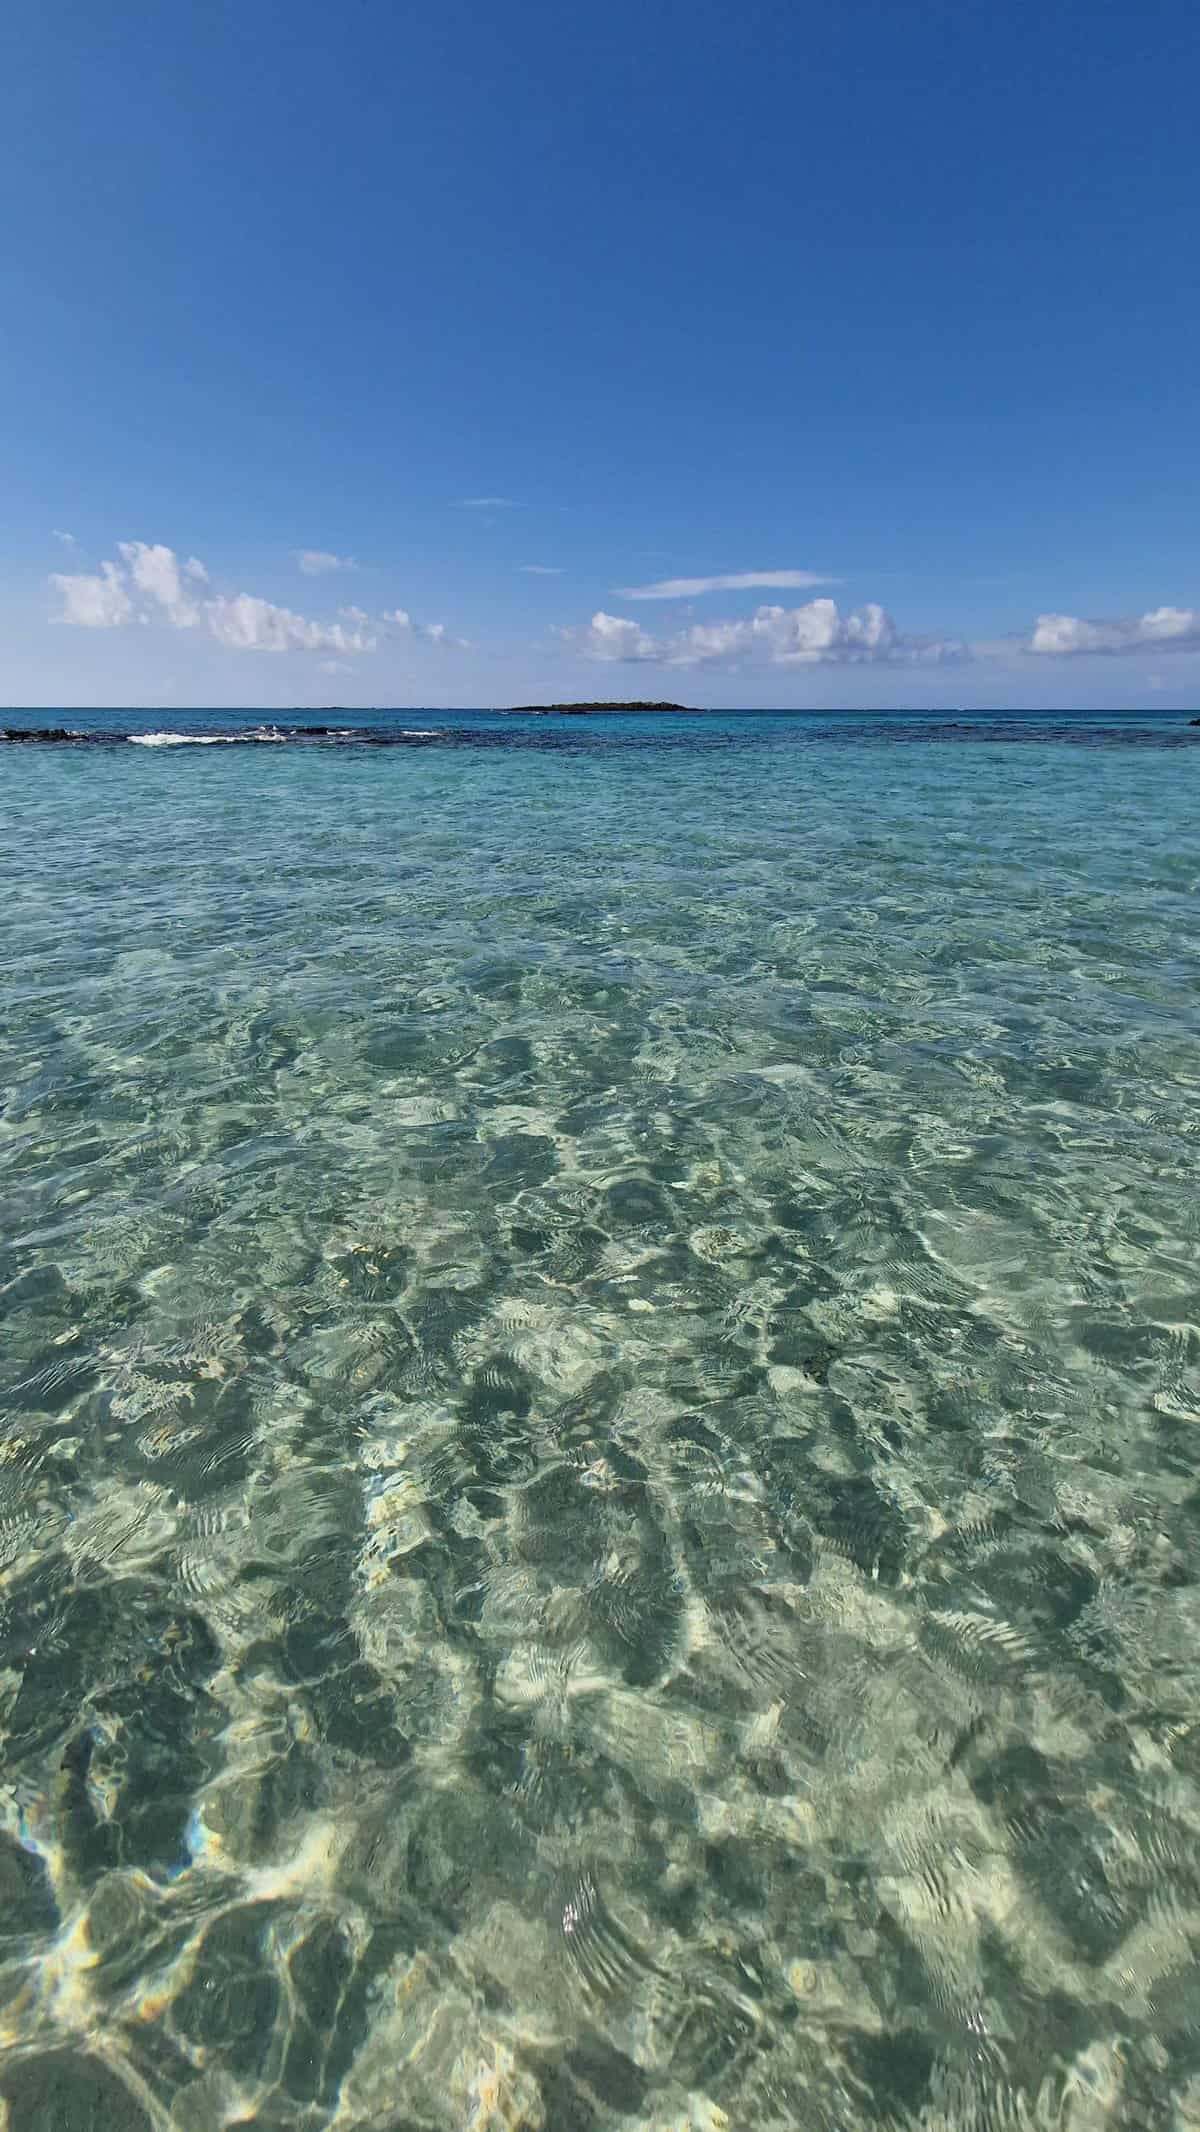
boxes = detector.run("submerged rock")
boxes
[0,1833,58,1946]
[0,2051,152,2131]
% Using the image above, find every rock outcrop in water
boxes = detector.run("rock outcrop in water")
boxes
[506,700,694,714]
[3,726,82,743]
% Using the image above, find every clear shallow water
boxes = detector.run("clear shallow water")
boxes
[1,707,1199,2131]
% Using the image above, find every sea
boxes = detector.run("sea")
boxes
[1,706,1198,2130]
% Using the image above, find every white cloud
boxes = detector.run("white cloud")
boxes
[519,564,562,575]
[119,540,201,627]
[1030,605,1200,655]
[206,593,375,654]
[382,608,412,630]
[576,597,958,668]
[52,528,77,548]
[51,561,133,629]
[339,605,370,625]
[618,568,834,600]
[294,549,358,575]
[50,538,379,654]
[1029,614,1105,655]
[579,611,662,662]
[1140,607,1198,641]
[319,659,355,674]
[750,598,893,663]
[459,496,516,509]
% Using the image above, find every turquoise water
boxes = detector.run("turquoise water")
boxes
[2,708,1199,2130]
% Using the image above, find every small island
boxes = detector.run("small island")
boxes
[505,700,695,715]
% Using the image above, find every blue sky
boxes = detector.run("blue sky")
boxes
[3,0,1198,709]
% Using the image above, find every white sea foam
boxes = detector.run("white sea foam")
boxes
[125,725,444,746]
[128,727,289,745]
[128,731,227,746]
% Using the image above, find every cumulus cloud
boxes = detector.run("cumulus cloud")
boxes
[1029,606,1200,655]
[747,599,896,663]
[50,561,133,629]
[51,540,377,653]
[206,593,375,654]
[381,608,412,630]
[618,568,833,600]
[579,612,662,662]
[119,540,202,627]
[294,549,358,575]
[52,528,77,548]
[576,597,960,668]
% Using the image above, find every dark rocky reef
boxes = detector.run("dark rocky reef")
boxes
[3,726,88,743]
[506,700,694,715]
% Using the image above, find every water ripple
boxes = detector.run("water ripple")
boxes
[0,713,1197,2126]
